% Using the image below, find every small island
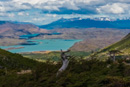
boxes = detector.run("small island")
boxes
[5,47,24,50]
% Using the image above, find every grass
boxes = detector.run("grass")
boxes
[22,51,91,62]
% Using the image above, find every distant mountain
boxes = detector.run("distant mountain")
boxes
[0,21,33,25]
[0,21,48,38]
[39,18,130,29]
[0,21,7,25]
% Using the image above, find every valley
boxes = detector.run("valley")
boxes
[0,19,130,53]
[1,0,130,86]
[0,19,130,59]
[0,19,130,87]
[34,28,130,52]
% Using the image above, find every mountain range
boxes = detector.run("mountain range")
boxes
[40,18,130,29]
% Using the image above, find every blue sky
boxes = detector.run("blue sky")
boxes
[0,0,130,25]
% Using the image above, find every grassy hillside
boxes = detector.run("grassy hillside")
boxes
[0,48,39,70]
[0,48,130,87]
[22,51,90,62]
[101,33,130,53]
[0,57,130,87]
[94,33,130,60]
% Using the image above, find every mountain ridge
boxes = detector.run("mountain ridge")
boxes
[39,18,130,29]
[0,21,48,38]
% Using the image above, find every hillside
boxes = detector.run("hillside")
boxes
[94,33,130,60]
[0,48,130,87]
[0,48,38,70]
[0,21,48,46]
[0,21,48,39]
[101,33,130,53]
[0,21,42,38]
[40,18,130,29]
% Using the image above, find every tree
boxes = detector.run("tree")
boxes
[109,50,122,62]
[56,49,71,77]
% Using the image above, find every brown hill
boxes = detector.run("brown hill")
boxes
[0,22,48,38]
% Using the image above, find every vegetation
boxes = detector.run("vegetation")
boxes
[100,33,130,53]
[22,51,90,62]
[0,48,39,70]
[0,57,130,87]
[0,33,130,87]
[0,47,130,87]
[93,33,130,61]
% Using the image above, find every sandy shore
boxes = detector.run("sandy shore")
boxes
[20,50,68,54]
[20,50,56,54]
[5,47,24,50]
[31,51,52,54]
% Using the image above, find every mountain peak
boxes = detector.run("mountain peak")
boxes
[39,17,130,29]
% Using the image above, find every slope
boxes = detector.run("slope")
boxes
[101,33,130,53]
[0,48,38,70]
[94,33,130,60]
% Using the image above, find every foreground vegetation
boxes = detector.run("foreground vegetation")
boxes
[22,51,90,62]
[0,59,130,87]
[0,32,130,87]
[0,47,130,87]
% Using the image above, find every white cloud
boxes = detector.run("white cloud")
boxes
[17,12,29,16]
[1,0,130,25]
[52,14,57,17]
[0,0,130,15]
[32,18,45,21]
[0,12,6,16]
[18,12,24,16]
[8,13,15,17]
[97,3,129,14]
[0,0,102,12]
[46,14,57,17]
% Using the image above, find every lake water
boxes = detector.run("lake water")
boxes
[0,39,81,53]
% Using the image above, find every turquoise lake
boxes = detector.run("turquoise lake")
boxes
[0,39,81,53]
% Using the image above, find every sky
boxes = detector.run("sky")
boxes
[0,0,130,25]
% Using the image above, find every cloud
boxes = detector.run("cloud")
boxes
[0,0,31,12]
[0,0,130,15]
[43,7,97,14]
[32,18,46,21]
[18,12,24,16]
[97,3,130,14]
[8,13,15,17]
[17,12,29,16]
[0,0,130,25]
[0,0,102,13]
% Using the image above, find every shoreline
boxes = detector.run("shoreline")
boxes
[4,47,24,50]
[20,50,69,54]
[20,50,59,54]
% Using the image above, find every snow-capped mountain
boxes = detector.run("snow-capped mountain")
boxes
[39,17,130,29]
